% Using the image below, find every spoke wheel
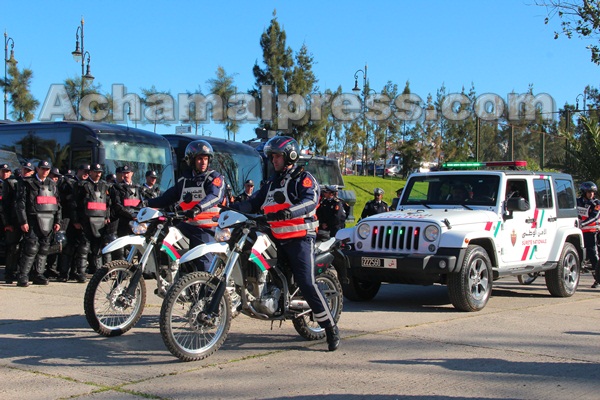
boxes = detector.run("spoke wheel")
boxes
[448,245,492,312]
[84,260,146,336]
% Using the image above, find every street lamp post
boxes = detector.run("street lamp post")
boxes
[4,31,17,120]
[353,63,369,176]
[71,17,94,120]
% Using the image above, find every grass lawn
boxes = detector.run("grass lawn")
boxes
[342,175,406,227]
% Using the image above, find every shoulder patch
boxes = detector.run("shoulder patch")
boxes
[302,177,313,188]
[213,177,222,187]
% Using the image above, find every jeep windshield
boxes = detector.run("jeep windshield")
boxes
[402,174,500,207]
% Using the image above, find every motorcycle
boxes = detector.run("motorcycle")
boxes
[159,208,346,362]
[84,206,190,336]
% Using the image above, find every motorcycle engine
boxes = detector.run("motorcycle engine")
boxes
[246,269,281,316]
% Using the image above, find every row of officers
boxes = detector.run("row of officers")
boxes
[0,161,162,287]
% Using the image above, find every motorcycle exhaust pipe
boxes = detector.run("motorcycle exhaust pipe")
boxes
[289,299,311,310]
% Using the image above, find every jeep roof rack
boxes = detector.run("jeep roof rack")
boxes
[441,160,527,170]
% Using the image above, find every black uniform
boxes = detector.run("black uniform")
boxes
[578,195,600,282]
[235,192,251,202]
[71,177,110,280]
[57,175,80,281]
[140,183,161,200]
[361,200,389,219]
[317,196,346,237]
[16,174,61,286]
[110,180,143,260]
[1,175,22,283]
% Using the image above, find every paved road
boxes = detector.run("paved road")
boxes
[1,268,600,400]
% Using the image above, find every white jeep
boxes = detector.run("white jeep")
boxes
[337,162,584,311]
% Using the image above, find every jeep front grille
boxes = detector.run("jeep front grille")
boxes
[370,224,420,250]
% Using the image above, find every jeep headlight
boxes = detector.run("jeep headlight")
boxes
[214,227,231,242]
[357,223,371,240]
[424,225,440,242]
[130,221,148,235]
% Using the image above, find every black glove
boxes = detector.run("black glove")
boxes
[266,209,291,221]
[184,207,200,219]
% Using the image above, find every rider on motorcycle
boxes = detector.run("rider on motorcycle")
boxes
[231,135,341,351]
[147,140,225,272]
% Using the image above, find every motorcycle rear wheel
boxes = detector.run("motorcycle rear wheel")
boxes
[84,260,146,337]
[160,271,232,362]
[293,269,343,340]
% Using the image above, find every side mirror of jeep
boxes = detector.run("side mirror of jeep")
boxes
[505,197,530,212]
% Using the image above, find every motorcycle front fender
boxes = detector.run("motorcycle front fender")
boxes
[102,235,146,254]
[180,242,229,264]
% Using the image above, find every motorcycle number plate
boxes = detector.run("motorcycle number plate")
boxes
[361,257,397,268]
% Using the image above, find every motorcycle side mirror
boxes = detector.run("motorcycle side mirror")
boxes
[274,191,286,204]
[183,192,193,203]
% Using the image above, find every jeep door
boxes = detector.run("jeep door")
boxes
[500,178,535,264]
[530,176,558,260]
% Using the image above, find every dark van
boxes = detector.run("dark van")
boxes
[162,134,264,198]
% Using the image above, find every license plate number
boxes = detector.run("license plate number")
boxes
[361,257,397,268]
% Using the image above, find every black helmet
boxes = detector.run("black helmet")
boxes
[184,140,214,167]
[580,181,598,194]
[263,135,300,165]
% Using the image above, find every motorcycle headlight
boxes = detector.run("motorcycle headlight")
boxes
[424,225,440,242]
[357,223,371,240]
[214,227,231,242]
[130,221,148,235]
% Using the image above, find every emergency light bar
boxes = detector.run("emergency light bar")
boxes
[442,160,527,169]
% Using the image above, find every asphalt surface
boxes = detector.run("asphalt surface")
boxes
[1,267,600,400]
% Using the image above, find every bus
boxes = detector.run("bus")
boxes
[0,122,175,191]
[163,134,264,198]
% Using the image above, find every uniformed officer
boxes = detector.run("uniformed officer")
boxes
[147,140,225,272]
[317,185,346,237]
[2,161,34,284]
[361,188,389,219]
[0,163,12,278]
[235,179,255,202]
[71,163,110,280]
[577,181,600,288]
[110,165,143,260]
[141,170,161,199]
[58,164,89,281]
[15,160,61,287]
[231,135,340,352]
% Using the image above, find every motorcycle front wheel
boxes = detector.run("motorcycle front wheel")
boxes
[293,269,343,340]
[159,271,232,362]
[84,260,146,337]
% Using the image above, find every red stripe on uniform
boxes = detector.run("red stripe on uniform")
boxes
[36,196,57,204]
[123,198,140,207]
[87,202,107,210]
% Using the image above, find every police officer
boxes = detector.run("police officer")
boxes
[141,170,161,199]
[0,164,12,279]
[147,140,225,272]
[235,179,255,202]
[391,187,404,210]
[2,161,34,284]
[58,164,89,281]
[111,165,143,260]
[15,160,61,287]
[317,185,346,237]
[577,181,600,288]
[44,167,64,278]
[231,135,340,352]
[361,188,389,219]
[71,163,110,280]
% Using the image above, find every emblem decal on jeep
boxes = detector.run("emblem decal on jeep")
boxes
[511,229,517,246]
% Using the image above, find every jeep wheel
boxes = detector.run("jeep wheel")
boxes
[545,242,579,297]
[342,276,381,301]
[447,245,492,312]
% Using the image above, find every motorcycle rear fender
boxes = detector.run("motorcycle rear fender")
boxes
[102,235,146,254]
[179,242,228,264]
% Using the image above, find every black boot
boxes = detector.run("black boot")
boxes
[32,255,49,285]
[325,325,340,352]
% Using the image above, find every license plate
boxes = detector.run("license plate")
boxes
[361,257,397,268]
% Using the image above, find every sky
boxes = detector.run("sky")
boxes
[2,0,598,143]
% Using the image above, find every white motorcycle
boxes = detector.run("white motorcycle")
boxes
[159,208,346,361]
[84,206,190,336]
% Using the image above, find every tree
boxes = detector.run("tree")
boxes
[0,63,39,122]
[251,10,294,134]
[539,0,600,64]
[62,76,102,121]
[207,66,240,140]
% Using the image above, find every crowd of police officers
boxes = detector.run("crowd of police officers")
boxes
[0,160,162,287]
